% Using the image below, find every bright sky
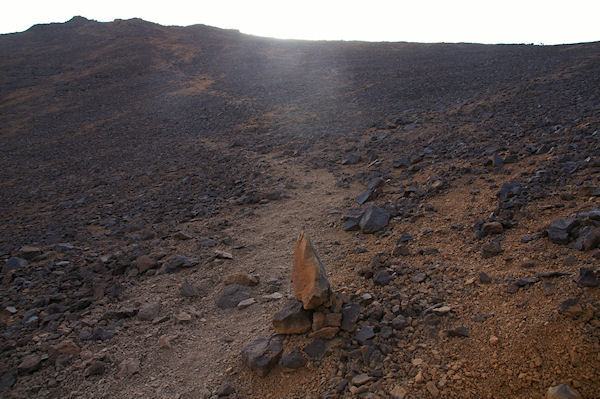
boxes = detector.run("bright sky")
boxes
[1,0,599,44]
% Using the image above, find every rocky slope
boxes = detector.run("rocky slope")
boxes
[0,16,599,399]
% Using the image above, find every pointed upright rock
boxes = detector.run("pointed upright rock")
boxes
[292,232,330,309]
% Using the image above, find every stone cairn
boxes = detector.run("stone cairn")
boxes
[242,232,356,376]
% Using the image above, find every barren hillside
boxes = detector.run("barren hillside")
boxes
[1,17,599,399]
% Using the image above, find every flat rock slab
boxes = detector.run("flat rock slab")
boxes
[291,232,330,309]
[272,299,312,334]
[237,298,256,309]
[216,284,251,309]
[309,326,339,340]
[242,335,284,377]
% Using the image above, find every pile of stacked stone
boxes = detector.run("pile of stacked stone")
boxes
[242,232,355,376]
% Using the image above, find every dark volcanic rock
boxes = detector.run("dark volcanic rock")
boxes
[216,285,251,309]
[4,257,28,271]
[497,182,522,201]
[198,238,217,248]
[180,280,199,297]
[279,348,307,370]
[547,219,579,245]
[356,189,375,205]
[359,206,390,234]
[342,154,361,165]
[481,241,502,258]
[0,372,16,391]
[479,272,492,284]
[216,383,235,397]
[546,384,582,399]
[412,272,427,283]
[482,222,503,235]
[138,302,161,321]
[397,232,413,243]
[242,335,284,377]
[17,354,41,374]
[85,361,107,377]
[392,315,409,330]
[343,208,365,231]
[303,339,327,360]
[574,267,598,287]
[558,298,583,318]
[573,227,600,251]
[341,303,361,332]
[355,326,375,344]
[393,158,410,168]
[492,153,504,168]
[162,255,198,272]
[447,326,469,337]
[92,327,115,341]
[272,300,312,334]
[373,270,394,286]
[514,277,539,287]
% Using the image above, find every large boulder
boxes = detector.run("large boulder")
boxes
[291,232,330,310]
[272,300,312,334]
[241,335,284,377]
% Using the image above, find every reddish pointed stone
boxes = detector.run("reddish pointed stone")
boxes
[291,232,330,310]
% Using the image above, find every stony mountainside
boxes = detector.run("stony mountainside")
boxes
[0,16,599,399]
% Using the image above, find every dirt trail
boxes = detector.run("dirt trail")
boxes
[61,148,353,398]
